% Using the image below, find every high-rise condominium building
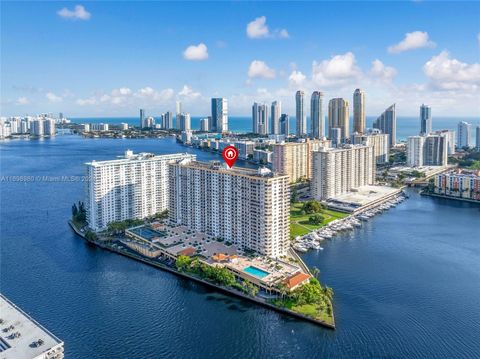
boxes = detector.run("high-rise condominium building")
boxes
[312,144,375,200]
[139,109,146,128]
[280,114,289,136]
[433,129,455,155]
[353,89,366,134]
[457,121,472,148]
[423,134,448,166]
[311,91,324,139]
[271,101,281,135]
[161,112,173,129]
[211,98,228,133]
[352,129,389,164]
[476,126,480,151]
[373,104,396,148]
[200,118,209,132]
[295,90,306,136]
[85,151,195,231]
[31,119,44,136]
[420,104,432,136]
[178,113,191,131]
[252,102,269,135]
[44,119,56,136]
[407,136,425,167]
[169,160,290,258]
[330,128,342,147]
[175,101,182,129]
[407,134,447,167]
[328,98,349,141]
[272,139,330,183]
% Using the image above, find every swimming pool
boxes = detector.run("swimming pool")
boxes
[243,266,269,279]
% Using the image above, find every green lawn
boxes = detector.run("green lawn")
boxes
[271,298,334,326]
[290,202,348,239]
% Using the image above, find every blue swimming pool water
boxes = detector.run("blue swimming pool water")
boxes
[244,266,269,279]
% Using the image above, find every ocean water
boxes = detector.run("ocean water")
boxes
[1,135,479,358]
[70,116,480,141]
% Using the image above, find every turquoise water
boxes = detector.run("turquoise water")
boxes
[244,266,269,279]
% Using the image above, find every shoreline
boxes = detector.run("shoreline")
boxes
[68,221,335,330]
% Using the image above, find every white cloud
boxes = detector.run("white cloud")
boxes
[76,97,97,106]
[248,60,276,79]
[311,52,361,87]
[423,50,480,91]
[288,70,306,87]
[111,87,132,96]
[183,43,208,61]
[370,59,397,82]
[57,5,91,21]
[388,31,436,53]
[15,97,29,105]
[46,92,63,103]
[178,85,201,99]
[246,16,288,39]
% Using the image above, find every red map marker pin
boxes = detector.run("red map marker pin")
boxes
[222,145,239,168]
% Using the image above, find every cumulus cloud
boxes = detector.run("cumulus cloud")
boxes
[388,31,436,53]
[311,52,361,87]
[183,43,208,61]
[369,59,397,82]
[76,97,96,106]
[288,70,306,87]
[15,97,29,105]
[248,60,276,79]
[178,85,201,99]
[111,87,132,96]
[423,50,480,91]
[57,5,91,20]
[246,16,289,39]
[46,92,63,103]
[76,86,176,107]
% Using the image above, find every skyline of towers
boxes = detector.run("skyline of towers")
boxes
[328,98,349,141]
[353,89,366,134]
[271,101,281,135]
[178,113,191,131]
[420,104,432,136]
[311,91,324,139]
[295,90,306,137]
[373,104,396,148]
[252,102,269,135]
[211,98,228,133]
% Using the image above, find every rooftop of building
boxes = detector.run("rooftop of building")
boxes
[171,160,287,180]
[324,185,402,212]
[0,294,63,359]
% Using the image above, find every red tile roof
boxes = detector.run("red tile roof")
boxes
[285,272,311,289]
[177,247,196,257]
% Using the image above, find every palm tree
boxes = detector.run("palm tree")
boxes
[323,286,334,300]
[311,267,320,279]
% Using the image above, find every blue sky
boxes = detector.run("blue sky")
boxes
[1,1,479,117]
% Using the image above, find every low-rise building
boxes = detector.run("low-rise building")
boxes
[434,169,480,201]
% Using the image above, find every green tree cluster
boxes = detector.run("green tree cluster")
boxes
[302,200,324,214]
[71,201,86,224]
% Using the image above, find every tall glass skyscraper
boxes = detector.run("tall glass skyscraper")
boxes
[211,98,228,133]
[311,91,324,139]
[420,104,432,136]
[280,114,289,136]
[295,90,306,136]
[328,98,349,141]
[373,104,397,148]
[252,102,269,135]
[353,89,366,134]
[271,101,281,135]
